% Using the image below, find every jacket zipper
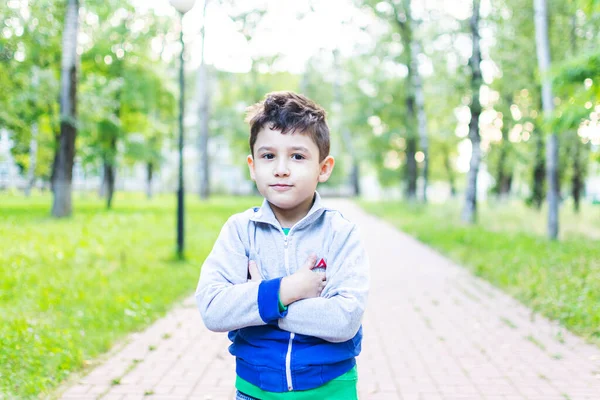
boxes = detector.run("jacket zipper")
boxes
[284,235,290,275]
[285,332,295,391]
[283,233,294,391]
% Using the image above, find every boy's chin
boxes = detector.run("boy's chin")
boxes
[266,196,298,210]
[266,192,315,212]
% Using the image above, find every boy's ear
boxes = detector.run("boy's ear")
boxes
[318,156,335,183]
[247,154,256,181]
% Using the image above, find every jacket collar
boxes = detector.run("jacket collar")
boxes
[250,191,326,231]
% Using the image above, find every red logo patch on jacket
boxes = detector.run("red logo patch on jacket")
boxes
[315,258,327,269]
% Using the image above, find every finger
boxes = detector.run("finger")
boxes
[303,254,317,270]
[249,260,261,280]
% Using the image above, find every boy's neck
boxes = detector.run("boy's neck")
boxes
[269,194,316,229]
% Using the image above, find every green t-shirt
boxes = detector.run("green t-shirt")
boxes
[236,366,358,399]
[236,227,358,399]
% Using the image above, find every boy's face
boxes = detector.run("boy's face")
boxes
[247,127,335,213]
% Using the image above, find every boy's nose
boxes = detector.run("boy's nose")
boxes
[274,160,290,177]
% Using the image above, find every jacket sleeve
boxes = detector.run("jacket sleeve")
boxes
[195,217,287,332]
[277,225,370,343]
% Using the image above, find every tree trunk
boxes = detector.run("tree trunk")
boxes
[146,162,154,199]
[495,122,512,198]
[350,160,360,197]
[198,0,210,199]
[534,0,559,239]
[103,87,120,209]
[25,123,38,197]
[51,0,79,218]
[99,167,106,198]
[462,0,483,224]
[103,160,115,209]
[530,123,545,209]
[410,39,429,203]
[405,135,418,201]
[495,144,507,196]
[104,137,116,210]
[442,144,456,197]
[572,135,582,213]
[26,70,40,197]
[569,15,582,213]
[50,138,58,194]
[394,0,418,201]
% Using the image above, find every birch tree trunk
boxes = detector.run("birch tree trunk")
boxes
[51,0,79,217]
[410,39,429,203]
[534,0,559,239]
[461,0,483,224]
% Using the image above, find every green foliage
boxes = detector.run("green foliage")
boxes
[361,200,600,346]
[76,5,176,181]
[0,193,259,398]
[0,1,176,193]
[554,52,600,90]
[552,51,600,135]
[0,0,64,178]
[2,0,599,212]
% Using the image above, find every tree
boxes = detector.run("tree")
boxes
[391,0,420,200]
[77,3,175,208]
[424,42,467,198]
[362,0,427,201]
[461,0,483,224]
[534,0,559,239]
[1,2,63,193]
[51,0,79,217]
[550,0,600,212]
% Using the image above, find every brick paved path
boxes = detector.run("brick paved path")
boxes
[60,199,600,400]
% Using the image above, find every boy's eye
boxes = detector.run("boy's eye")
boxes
[261,153,274,160]
[292,154,305,160]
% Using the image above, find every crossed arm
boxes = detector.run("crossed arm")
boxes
[195,218,370,342]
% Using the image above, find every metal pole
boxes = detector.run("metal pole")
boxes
[176,11,185,258]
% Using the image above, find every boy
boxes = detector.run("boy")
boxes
[195,91,370,399]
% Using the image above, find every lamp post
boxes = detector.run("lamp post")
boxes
[169,0,196,259]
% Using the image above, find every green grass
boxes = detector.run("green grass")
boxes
[360,199,600,347]
[0,191,259,398]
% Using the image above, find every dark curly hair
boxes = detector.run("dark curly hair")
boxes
[245,91,330,162]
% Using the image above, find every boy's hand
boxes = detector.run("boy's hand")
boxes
[248,260,261,282]
[279,254,326,306]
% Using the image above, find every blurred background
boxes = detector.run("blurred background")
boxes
[2,0,598,207]
[1,0,599,398]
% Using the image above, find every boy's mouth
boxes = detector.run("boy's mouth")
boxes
[270,184,293,191]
